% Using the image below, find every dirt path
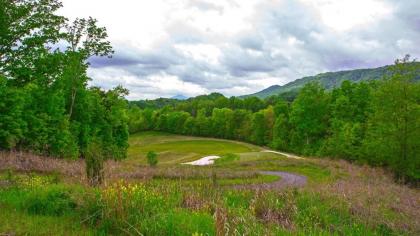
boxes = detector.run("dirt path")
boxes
[234,171,307,190]
[182,152,307,190]
[261,150,304,159]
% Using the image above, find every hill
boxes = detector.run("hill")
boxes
[241,62,420,99]
[171,94,189,100]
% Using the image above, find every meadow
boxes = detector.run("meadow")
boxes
[0,132,419,235]
[2,2,418,235]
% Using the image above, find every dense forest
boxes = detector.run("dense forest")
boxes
[0,0,129,161]
[1,0,419,183]
[129,58,420,182]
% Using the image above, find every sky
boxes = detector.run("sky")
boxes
[59,0,420,100]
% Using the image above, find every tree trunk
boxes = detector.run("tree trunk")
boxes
[69,88,76,119]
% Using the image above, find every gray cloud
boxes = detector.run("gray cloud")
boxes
[86,0,420,100]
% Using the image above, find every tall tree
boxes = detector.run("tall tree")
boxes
[289,82,330,154]
[0,0,65,85]
[64,17,114,118]
[322,81,372,159]
[251,112,266,145]
[363,55,420,181]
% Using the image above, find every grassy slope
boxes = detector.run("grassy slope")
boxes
[126,132,332,183]
[0,132,419,235]
[127,131,261,165]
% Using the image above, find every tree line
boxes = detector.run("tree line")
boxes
[0,0,129,162]
[1,1,418,183]
[129,57,420,182]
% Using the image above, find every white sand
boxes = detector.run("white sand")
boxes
[182,150,302,166]
[262,150,303,159]
[182,155,221,166]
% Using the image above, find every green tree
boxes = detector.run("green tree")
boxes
[195,108,211,136]
[0,76,26,149]
[363,56,420,181]
[211,108,234,139]
[232,109,252,141]
[272,114,289,151]
[63,17,113,119]
[147,151,158,167]
[0,0,129,163]
[289,82,330,154]
[0,0,65,85]
[183,116,196,135]
[85,141,104,186]
[263,106,275,144]
[322,81,371,159]
[251,112,266,145]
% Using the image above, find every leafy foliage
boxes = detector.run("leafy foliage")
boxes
[0,0,129,163]
[129,57,420,182]
[147,151,158,167]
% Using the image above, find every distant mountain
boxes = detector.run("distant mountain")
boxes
[171,94,188,100]
[241,63,420,99]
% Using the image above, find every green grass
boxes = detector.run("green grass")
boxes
[125,132,335,183]
[213,151,333,183]
[0,170,410,236]
[127,131,260,165]
[214,153,241,165]
[0,184,94,235]
[0,207,96,236]
[149,174,280,186]
[1,132,416,235]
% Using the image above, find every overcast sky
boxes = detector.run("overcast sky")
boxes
[59,0,420,100]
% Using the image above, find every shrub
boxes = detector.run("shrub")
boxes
[85,141,104,186]
[24,186,76,216]
[147,151,158,167]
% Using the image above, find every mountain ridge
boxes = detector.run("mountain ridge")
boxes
[240,62,420,99]
[171,94,189,100]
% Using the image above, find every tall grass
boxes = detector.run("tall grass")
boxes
[1,151,419,235]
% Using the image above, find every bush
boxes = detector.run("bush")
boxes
[147,151,158,167]
[85,141,104,186]
[24,186,76,216]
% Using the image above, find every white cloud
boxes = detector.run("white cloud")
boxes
[299,0,392,31]
[60,0,420,99]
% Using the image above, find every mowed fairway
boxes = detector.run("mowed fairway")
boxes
[127,131,262,165]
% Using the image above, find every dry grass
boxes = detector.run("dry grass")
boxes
[2,151,418,234]
[182,191,214,212]
[0,151,125,184]
[215,207,228,236]
[0,151,85,179]
[312,159,420,234]
[0,152,259,183]
[251,190,297,231]
[112,166,259,180]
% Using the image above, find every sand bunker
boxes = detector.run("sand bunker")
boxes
[182,155,221,166]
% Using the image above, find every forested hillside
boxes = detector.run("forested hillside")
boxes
[1,1,420,235]
[242,62,420,99]
[0,0,129,160]
[129,58,420,182]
